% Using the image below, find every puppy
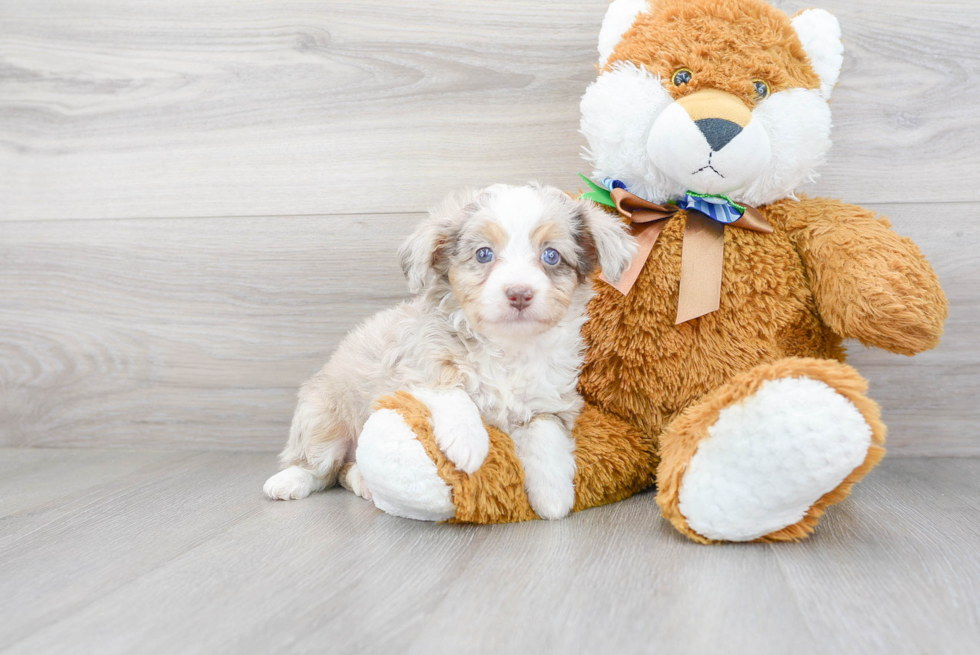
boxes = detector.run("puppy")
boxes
[263,183,636,519]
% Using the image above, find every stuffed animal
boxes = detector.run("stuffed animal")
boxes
[352,0,948,542]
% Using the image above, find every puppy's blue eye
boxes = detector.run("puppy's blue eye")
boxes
[476,247,494,264]
[541,248,561,266]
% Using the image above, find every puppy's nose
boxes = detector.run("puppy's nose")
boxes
[506,286,534,310]
[695,118,742,152]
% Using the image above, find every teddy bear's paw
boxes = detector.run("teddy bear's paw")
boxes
[355,408,456,521]
[410,387,490,475]
[677,377,873,542]
[263,466,327,501]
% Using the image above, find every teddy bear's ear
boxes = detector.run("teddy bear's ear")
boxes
[791,9,844,100]
[597,0,649,68]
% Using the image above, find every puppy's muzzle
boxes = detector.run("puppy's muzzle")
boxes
[506,286,534,311]
[677,89,753,152]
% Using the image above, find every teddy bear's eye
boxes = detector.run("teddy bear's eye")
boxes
[753,80,771,100]
[672,68,693,86]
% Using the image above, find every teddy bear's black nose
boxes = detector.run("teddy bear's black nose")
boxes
[695,118,743,152]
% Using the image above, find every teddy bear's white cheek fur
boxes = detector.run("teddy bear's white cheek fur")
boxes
[647,103,773,197]
[580,63,683,204]
[740,88,833,206]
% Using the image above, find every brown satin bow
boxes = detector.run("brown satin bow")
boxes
[598,188,773,324]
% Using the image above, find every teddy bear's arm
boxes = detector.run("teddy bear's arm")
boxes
[785,198,948,356]
[361,393,658,523]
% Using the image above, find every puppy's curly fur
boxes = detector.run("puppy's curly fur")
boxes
[264,183,636,520]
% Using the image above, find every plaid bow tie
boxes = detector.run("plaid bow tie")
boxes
[676,192,747,224]
[581,176,773,324]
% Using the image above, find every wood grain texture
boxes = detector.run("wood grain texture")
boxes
[1,0,979,220]
[0,212,418,450]
[0,450,978,655]
[1,203,976,454]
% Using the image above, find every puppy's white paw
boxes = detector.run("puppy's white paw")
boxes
[527,475,576,520]
[263,465,325,500]
[439,418,490,475]
[412,388,489,474]
[514,417,578,520]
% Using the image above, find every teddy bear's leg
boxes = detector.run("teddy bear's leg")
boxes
[355,391,539,523]
[656,358,886,543]
[354,401,455,521]
[356,391,658,523]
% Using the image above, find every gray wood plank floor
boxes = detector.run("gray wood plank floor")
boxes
[1,448,977,655]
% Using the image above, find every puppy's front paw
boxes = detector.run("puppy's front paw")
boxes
[515,417,577,520]
[412,388,489,474]
[263,466,324,500]
[527,476,575,520]
[439,417,490,475]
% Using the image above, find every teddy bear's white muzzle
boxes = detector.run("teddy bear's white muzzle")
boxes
[648,99,771,196]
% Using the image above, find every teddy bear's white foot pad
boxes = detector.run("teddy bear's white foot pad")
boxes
[677,377,872,542]
[356,408,456,521]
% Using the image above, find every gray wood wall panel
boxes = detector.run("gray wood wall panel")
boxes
[1,203,975,454]
[1,0,979,220]
[0,213,417,450]
[0,0,976,454]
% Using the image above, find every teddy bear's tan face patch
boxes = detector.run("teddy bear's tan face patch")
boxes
[607,0,821,108]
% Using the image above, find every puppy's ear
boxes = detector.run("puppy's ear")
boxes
[575,200,637,284]
[398,189,477,293]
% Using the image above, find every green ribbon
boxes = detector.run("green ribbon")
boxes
[578,174,746,214]
[577,174,615,208]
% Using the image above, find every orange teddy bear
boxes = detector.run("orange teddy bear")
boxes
[353,0,948,542]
